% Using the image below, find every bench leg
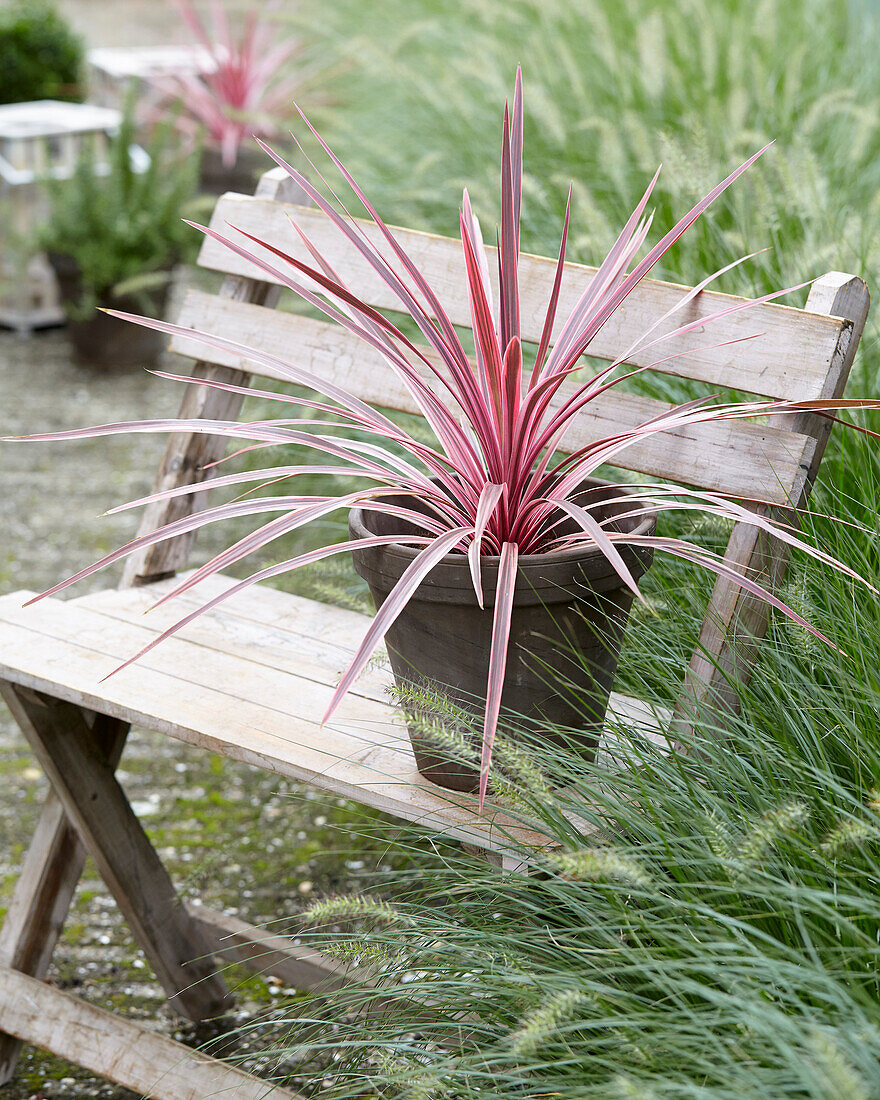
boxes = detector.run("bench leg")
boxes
[0,684,231,1053]
[0,707,128,1083]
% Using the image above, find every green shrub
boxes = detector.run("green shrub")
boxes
[0,1,84,105]
[39,106,202,318]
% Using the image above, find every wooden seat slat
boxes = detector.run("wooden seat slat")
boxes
[67,576,669,738]
[199,196,848,400]
[0,582,667,857]
[171,289,814,504]
[71,574,394,705]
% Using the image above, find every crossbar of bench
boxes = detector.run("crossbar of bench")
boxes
[0,966,301,1100]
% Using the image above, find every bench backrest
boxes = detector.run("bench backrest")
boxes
[123,168,870,727]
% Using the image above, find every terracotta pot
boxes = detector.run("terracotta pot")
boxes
[350,479,656,792]
[198,145,267,197]
[48,253,171,369]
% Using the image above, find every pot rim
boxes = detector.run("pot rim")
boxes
[349,476,656,570]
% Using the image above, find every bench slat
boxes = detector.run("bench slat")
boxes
[171,289,813,504]
[0,582,668,857]
[199,196,847,400]
[71,574,668,756]
[0,591,556,855]
[71,574,393,705]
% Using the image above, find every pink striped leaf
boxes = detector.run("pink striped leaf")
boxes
[468,483,506,608]
[479,541,519,809]
[103,535,431,681]
[550,497,647,602]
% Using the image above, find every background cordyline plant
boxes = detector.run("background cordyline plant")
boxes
[8,70,879,808]
[150,0,301,167]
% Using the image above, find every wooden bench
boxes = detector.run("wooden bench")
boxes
[0,166,869,1097]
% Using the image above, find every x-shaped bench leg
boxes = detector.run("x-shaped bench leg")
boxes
[0,704,126,1083]
[0,682,232,1083]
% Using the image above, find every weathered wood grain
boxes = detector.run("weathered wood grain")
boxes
[198,196,847,399]
[0,965,302,1100]
[0,585,668,857]
[169,289,814,504]
[70,571,672,754]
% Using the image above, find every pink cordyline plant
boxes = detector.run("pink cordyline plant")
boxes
[9,71,879,808]
[153,0,300,167]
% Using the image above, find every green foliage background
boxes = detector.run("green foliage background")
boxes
[302,0,880,313]
[0,1,84,105]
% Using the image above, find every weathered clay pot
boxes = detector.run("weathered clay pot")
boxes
[350,479,656,792]
[198,145,267,197]
[48,253,171,369]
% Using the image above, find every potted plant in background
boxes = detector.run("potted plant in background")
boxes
[10,71,878,807]
[39,107,199,368]
[148,0,303,196]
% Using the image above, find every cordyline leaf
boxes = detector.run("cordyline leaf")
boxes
[543,167,660,379]
[6,412,435,489]
[460,207,505,448]
[499,100,520,350]
[3,416,301,447]
[22,494,326,605]
[148,493,453,614]
[153,0,298,164]
[255,134,479,406]
[107,310,408,440]
[147,368,470,488]
[183,217,485,482]
[502,336,523,467]
[103,464,386,514]
[594,483,878,594]
[510,65,523,253]
[531,186,571,385]
[619,534,843,652]
[462,190,494,320]
[468,484,506,608]
[551,497,646,603]
[618,248,769,364]
[280,115,468,368]
[479,542,519,809]
[545,146,772,382]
